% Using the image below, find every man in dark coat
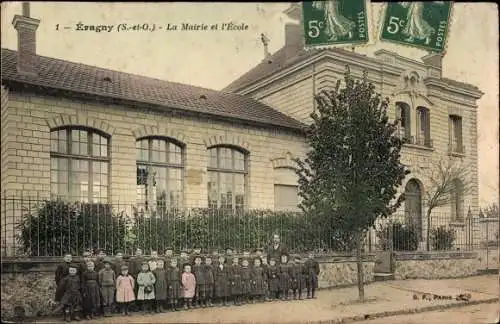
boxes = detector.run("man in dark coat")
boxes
[265,234,288,264]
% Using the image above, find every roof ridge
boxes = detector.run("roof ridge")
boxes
[1,47,234,96]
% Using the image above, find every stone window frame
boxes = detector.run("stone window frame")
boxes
[135,136,185,212]
[448,114,464,154]
[50,126,111,203]
[416,106,432,148]
[207,145,249,213]
[450,178,465,223]
[396,101,412,142]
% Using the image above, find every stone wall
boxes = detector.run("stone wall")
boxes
[393,251,481,280]
[1,255,375,320]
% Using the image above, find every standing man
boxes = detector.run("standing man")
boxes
[265,233,288,264]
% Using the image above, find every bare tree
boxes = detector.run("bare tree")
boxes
[424,159,470,250]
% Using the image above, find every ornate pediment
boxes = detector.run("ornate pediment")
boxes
[392,71,434,108]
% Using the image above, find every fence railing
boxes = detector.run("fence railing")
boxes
[1,196,496,257]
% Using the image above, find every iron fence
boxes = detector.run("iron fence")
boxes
[2,196,497,257]
[367,211,498,253]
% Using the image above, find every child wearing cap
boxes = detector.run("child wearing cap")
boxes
[250,257,266,302]
[304,252,320,299]
[240,258,252,304]
[55,264,82,322]
[192,255,204,308]
[116,265,135,316]
[98,258,116,317]
[229,256,243,306]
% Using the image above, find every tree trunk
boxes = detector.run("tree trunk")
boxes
[426,209,432,251]
[355,231,365,302]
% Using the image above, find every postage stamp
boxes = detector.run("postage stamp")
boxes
[379,1,453,53]
[302,0,369,47]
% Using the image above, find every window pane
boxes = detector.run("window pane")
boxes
[234,151,245,171]
[169,143,182,165]
[51,157,69,199]
[137,139,149,161]
[70,160,89,202]
[151,139,166,163]
[220,173,233,209]
[221,148,232,169]
[208,148,218,168]
[235,174,245,209]
[71,130,88,155]
[51,130,67,153]
[207,171,218,207]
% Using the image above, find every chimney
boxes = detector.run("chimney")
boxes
[284,23,304,48]
[421,53,443,78]
[12,2,40,76]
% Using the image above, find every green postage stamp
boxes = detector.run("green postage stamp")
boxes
[302,0,369,47]
[380,2,453,52]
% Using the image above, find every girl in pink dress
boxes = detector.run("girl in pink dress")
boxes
[115,265,135,315]
[181,264,196,310]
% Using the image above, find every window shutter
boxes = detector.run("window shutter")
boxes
[274,185,299,211]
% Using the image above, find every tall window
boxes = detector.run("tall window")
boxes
[136,137,184,213]
[449,115,463,153]
[416,107,431,147]
[207,146,247,212]
[274,167,299,211]
[50,127,110,202]
[396,102,411,141]
[450,178,464,222]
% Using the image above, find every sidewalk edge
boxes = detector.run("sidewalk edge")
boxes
[338,297,500,323]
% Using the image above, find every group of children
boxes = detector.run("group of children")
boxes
[54,247,320,322]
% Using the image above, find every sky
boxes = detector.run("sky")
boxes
[1,2,498,207]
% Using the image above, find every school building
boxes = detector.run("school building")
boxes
[1,6,484,254]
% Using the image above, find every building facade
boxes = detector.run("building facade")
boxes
[1,5,484,254]
[224,6,484,245]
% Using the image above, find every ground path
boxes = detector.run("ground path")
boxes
[32,274,498,323]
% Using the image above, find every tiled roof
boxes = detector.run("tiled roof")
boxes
[1,48,305,131]
[223,44,320,93]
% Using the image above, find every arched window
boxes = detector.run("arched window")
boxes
[136,137,184,213]
[396,102,411,141]
[207,146,248,212]
[450,178,464,222]
[416,106,431,147]
[50,127,110,202]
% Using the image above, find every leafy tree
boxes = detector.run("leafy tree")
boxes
[481,203,499,219]
[295,67,409,301]
[424,159,470,250]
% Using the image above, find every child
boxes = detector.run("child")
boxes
[242,250,251,260]
[153,259,168,312]
[112,250,126,275]
[278,254,292,300]
[148,250,159,272]
[55,264,82,322]
[260,255,270,301]
[166,258,182,311]
[178,250,190,269]
[251,257,266,302]
[98,258,116,317]
[136,262,156,313]
[94,249,107,272]
[267,258,280,301]
[55,253,73,299]
[82,261,100,319]
[129,248,144,311]
[164,247,174,264]
[214,255,230,306]
[229,256,242,306]
[225,247,234,264]
[240,258,252,304]
[202,256,215,307]
[181,264,196,310]
[291,256,305,300]
[190,246,202,265]
[192,256,204,308]
[116,265,135,316]
[79,251,93,282]
[304,252,320,299]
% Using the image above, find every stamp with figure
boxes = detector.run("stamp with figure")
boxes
[302,0,369,47]
[380,1,453,53]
